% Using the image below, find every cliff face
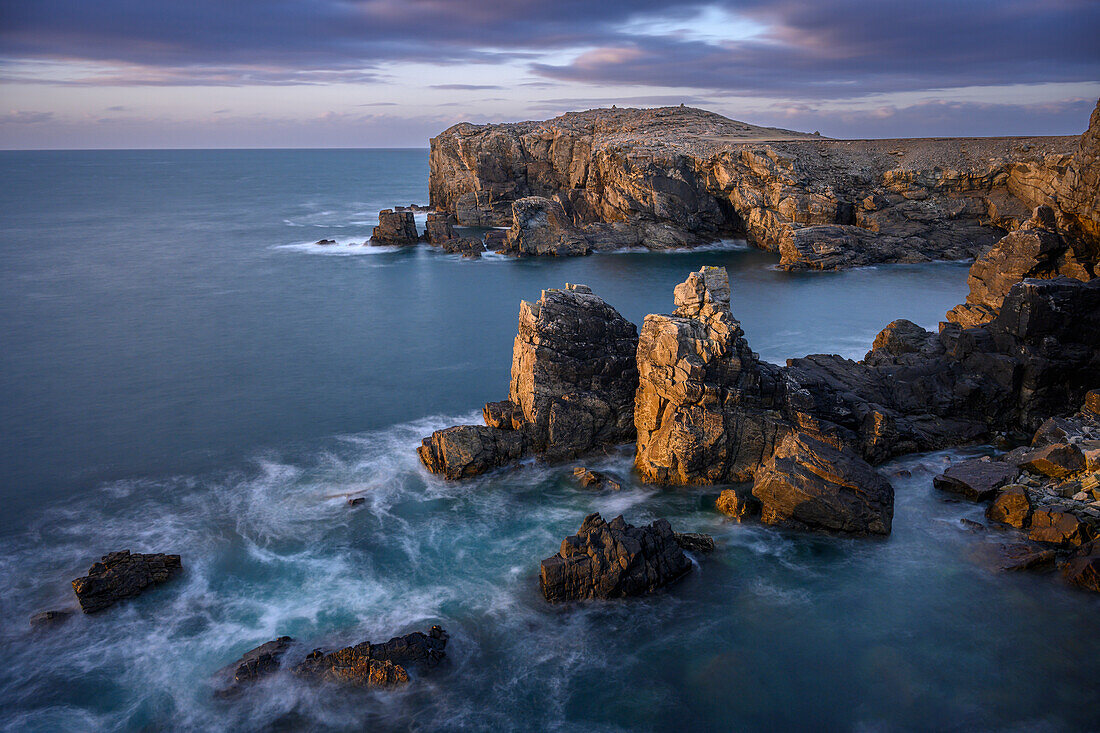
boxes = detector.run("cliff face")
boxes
[429,103,1098,269]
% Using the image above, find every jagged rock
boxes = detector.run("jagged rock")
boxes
[1028,507,1094,547]
[428,103,1095,268]
[419,284,638,477]
[1031,417,1082,447]
[572,467,621,491]
[752,430,894,535]
[933,458,1019,501]
[715,485,761,521]
[293,626,448,688]
[1020,443,1086,478]
[986,485,1033,528]
[863,319,936,362]
[423,212,456,244]
[634,267,782,484]
[441,236,485,258]
[29,610,73,629]
[216,637,295,697]
[674,532,716,553]
[1085,389,1100,416]
[315,239,336,245]
[502,197,590,256]
[1062,539,1100,592]
[71,550,182,613]
[539,513,693,602]
[947,207,1091,327]
[369,209,418,246]
[483,229,507,251]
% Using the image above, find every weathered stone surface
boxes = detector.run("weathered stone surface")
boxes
[933,458,1019,502]
[502,196,590,256]
[986,485,1033,528]
[1053,98,1100,257]
[1020,443,1086,478]
[715,485,761,521]
[752,430,894,535]
[440,236,485,258]
[216,636,295,696]
[429,103,1094,268]
[71,550,182,613]
[369,209,418,246]
[539,513,693,602]
[1085,389,1100,416]
[483,229,507,251]
[423,212,456,244]
[420,284,638,477]
[1062,539,1100,592]
[674,532,715,554]
[1028,507,1094,547]
[293,626,448,688]
[572,467,621,491]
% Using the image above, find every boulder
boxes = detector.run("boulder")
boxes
[674,532,716,554]
[502,197,590,256]
[423,212,456,244]
[998,543,1057,572]
[417,425,527,480]
[1020,443,1086,478]
[985,485,1033,528]
[315,238,336,245]
[751,430,894,535]
[440,236,485,258]
[1062,540,1100,592]
[216,636,295,696]
[715,485,761,521]
[71,550,182,613]
[572,467,622,491]
[1028,507,1094,547]
[539,513,693,602]
[932,458,1019,501]
[369,209,418,246]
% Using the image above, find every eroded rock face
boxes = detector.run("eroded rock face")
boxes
[424,212,456,244]
[419,284,638,477]
[502,196,590,256]
[293,626,448,688]
[539,513,693,602]
[933,458,1019,501]
[634,266,783,484]
[752,430,894,535]
[429,103,1095,268]
[369,209,418,246]
[440,236,485,258]
[71,550,182,613]
[216,636,296,696]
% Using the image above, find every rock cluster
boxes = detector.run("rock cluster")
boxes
[419,284,638,477]
[369,208,419,246]
[539,513,693,602]
[428,101,1100,269]
[71,550,182,613]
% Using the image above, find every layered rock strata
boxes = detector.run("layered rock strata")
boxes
[71,550,182,613]
[429,102,1099,268]
[418,284,638,478]
[369,209,419,246]
[539,513,694,602]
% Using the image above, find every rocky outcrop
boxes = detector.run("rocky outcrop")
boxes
[71,550,182,613]
[216,636,296,696]
[369,209,419,246]
[423,212,456,244]
[440,236,485,258]
[539,513,693,602]
[429,103,1095,268]
[419,284,638,478]
[572,466,622,491]
[502,196,590,256]
[293,626,448,688]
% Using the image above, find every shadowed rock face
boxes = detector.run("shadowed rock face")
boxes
[369,209,419,246]
[71,550,182,613]
[429,103,1097,269]
[293,626,449,689]
[539,513,693,602]
[418,284,638,478]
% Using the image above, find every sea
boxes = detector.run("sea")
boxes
[1,149,1098,732]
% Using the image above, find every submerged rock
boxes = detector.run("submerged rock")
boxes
[216,636,296,697]
[71,550,182,613]
[539,513,693,602]
[29,609,74,629]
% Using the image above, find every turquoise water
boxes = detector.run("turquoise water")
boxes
[1,150,1097,731]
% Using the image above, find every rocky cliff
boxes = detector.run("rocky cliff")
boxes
[429,102,1100,270]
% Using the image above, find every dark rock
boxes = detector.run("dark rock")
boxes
[1028,507,1094,547]
[1020,443,1086,478]
[216,636,295,697]
[71,550,182,613]
[985,485,1033,528]
[1085,389,1100,416]
[292,626,448,688]
[502,196,590,256]
[369,209,418,246]
[315,239,336,245]
[933,458,1018,501]
[752,430,894,535]
[675,532,716,553]
[998,543,1057,572]
[483,229,507,251]
[715,485,761,521]
[1062,540,1100,592]
[539,513,693,602]
[440,236,485,258]
[1030,417,1082,447]
[863,319,936,362]
[572,467,621,491]
[423,212,456,244]
[348,497,365,506]
[418,424,527,480]
[30,609,74,629]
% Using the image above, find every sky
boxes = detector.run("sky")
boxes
[1,0,1098,148]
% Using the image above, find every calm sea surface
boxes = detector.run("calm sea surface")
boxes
[1,149,1097,731]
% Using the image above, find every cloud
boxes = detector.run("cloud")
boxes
[0,110,54,124]
[429,84,503,90]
